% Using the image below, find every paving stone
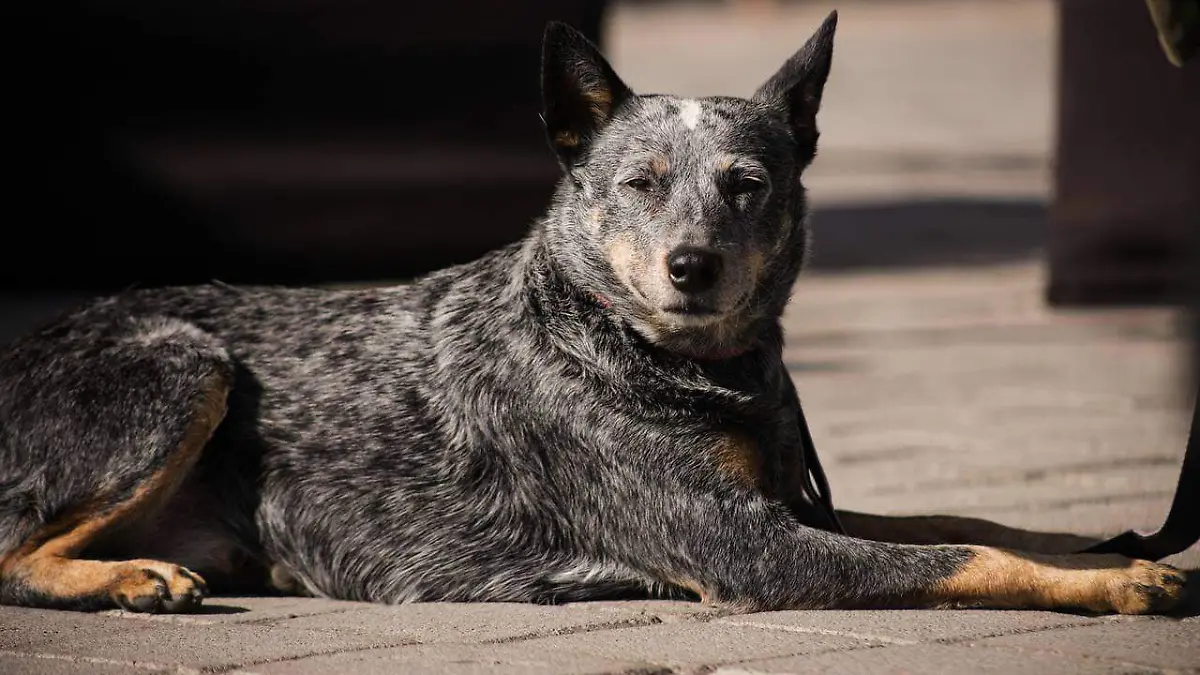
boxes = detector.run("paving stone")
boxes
[977,618,1200,671]
[576,599,729,623]
[244,622,872,675]
[271,601,665,644]
[718,610,1103,644]
[0,653,173,675]
[0,606,414,671]
[503,622,872,667]
[721,643,1156,675]
[235,642,650,675]
[97,596,373,625]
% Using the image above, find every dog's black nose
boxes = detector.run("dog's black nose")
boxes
[667,247,723,293]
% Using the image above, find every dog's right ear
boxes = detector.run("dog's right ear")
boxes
[751,11,837,166]
[541,22,632,167]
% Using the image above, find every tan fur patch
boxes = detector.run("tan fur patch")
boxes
[746,251,766,284]
[712,433,762,489]
[554,130,580,149]
[588,206,604,231]
[649,155,670,177]
[669,576,713,603]
[13,556,199,602]
[268,563,312,597]
[584,87,613,121]
[929,546,1187,614]
[0,374,229,604]
[606,235,640,290]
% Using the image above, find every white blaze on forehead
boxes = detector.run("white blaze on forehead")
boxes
[678,99,702,130]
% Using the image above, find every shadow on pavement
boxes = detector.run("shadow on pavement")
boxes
[806,198,1046,271]
[189,604,252,615]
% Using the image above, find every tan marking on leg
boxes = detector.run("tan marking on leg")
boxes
[668,576,713,603]
[0,374,228,611]
[930,546,1187,615]
[16,556,208,610]
[712,433,762,489]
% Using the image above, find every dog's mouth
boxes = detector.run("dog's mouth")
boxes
[661,301,720,316]
[619,277,750,330]
[658,289,751,325]
[659,302,723,326]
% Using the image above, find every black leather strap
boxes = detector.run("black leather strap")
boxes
[790,380,845,536]
[1082,388,1200,560]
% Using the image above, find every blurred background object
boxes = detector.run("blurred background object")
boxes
[1047,0,1199,307]
[5,0,606,291]
[1144,0,1200,66]
[1139,0,1200,388]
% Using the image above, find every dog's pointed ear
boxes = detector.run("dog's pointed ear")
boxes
[751,11,837,163]
[541,22,633,167]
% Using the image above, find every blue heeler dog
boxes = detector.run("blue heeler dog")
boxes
[0,12,1188,614]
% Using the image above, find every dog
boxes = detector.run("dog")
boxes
[0,13,1187,615]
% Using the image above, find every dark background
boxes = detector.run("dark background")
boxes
[5,1,605,291]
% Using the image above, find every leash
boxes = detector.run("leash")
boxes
[1081,387,1200,560]
[795,395,846,535]
[784,376,845,535]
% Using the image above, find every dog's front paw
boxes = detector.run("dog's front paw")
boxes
[1105,559,1187,615]
[109,560,208,613]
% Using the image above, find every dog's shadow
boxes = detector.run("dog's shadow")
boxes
[188,603,252,615]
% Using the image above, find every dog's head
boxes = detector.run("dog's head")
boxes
[539,12,837,359]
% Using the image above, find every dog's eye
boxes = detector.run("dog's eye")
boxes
[730,176,765,195]
[623,177,654,192]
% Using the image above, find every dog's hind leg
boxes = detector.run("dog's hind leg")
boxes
[0,315,232,613]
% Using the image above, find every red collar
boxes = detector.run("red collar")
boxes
[592,291,614,309]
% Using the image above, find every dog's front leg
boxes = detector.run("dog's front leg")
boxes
[631,491,1185,614]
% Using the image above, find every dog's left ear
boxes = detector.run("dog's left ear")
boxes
[752,11,837,164]
[541,22,633,168]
